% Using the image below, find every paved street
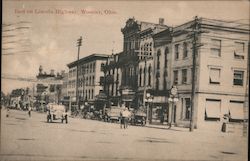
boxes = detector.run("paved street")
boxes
[0,109,247,161]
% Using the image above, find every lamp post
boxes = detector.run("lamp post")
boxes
[145,92,153,125]
[168,86,178,129]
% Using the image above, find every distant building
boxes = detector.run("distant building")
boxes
[35,65,64,105]
[101,53,122,106]
[67,54,108,106]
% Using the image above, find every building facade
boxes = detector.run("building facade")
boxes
[166,18,249,129]
[36,66,64,106]
[102,17,249,129]
[67,54,108,106]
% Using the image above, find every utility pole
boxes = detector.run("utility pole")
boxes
[76,36,82,110]
[243,42,249,137]
[189,16,199,132]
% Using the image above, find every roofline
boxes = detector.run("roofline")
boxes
[67,54,109,68]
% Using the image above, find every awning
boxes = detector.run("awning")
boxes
[229,102,244,120]
[205,100,221,118]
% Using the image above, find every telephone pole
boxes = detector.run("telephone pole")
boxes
[76,36,82,110]
[189,16,199,132]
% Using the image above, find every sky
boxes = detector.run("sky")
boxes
[2,0,249,94]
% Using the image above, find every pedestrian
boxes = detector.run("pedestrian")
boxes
[28,106,32,117]
[120,109,124,128]
[6,107,10,117]
[122,107,131,129]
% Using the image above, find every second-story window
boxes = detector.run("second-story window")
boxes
[209,68,221,84]
[173,70,178,85]
[182,69,187,84]
[183,42,188,59]
[210,39,221,57]
[175,44,179,60]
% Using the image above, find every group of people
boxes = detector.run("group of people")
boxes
[120,107,131,129]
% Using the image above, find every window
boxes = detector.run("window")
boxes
[157,50,161,69]
[182,69,187,84]
[164,47,169,68]
[143,67,146,86]
[205,99,221,121]
[185,98,191,119]
[93,62,96,72]
[210,39,221,57]
[92,89,94,99]
[139,68,142,87]
[175,44,179,60]
[148,66,151,86]
[173,70,178,85]
[234,42,245,59]
[156,78,159,90]
[233,70,244,86]
[229,100,244,122]
[183,42,188,58]
[92,76,95,85]
[149,43,152,55]
[209,68,220,84]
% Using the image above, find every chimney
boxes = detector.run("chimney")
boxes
[50,69,55,76]
[159,18,164,25]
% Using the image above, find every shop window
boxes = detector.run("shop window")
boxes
[229,100,244,122]
[185,98,191,120]
[205,99,221,121]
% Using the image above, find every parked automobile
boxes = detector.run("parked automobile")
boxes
[47,103,68,123]
[131,109,146,126]
[106,106,122,123]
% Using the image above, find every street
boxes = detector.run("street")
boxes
[0,109,248,161]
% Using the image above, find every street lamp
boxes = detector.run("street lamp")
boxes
[145,92,153,125]
[168,86,179,129]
